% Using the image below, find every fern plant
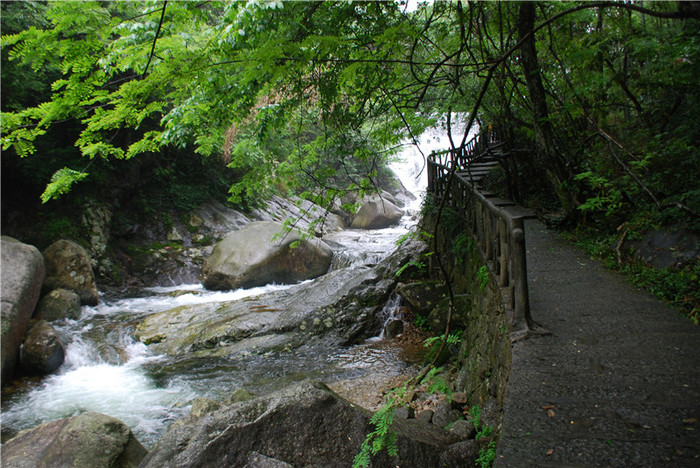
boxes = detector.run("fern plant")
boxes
[353,395,401,468]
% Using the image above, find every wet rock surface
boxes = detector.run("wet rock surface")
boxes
[136,237,426,358]
[141,380,475,468]
[1,412,147,468]
[137,263,390,357]
[42,239,98,305]
[35,288,82,322]
[350,193,404,230]
[19,320,65,375]
[200,221,334,290]
[1,236,45,382]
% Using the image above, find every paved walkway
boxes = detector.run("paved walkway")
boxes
[495,219,700,467]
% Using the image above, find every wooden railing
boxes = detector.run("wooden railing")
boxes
[427,130,538,340]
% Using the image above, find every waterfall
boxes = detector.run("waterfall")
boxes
[375,293,405,341]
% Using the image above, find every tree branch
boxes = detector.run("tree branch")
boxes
[142,1,167,79]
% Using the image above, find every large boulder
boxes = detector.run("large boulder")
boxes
[35,288,82,322]
[1,236,45,382]
[137,237,428,358]
[201,221,334,291]
[141,381,475,468]
[42,240,98,305]
[19,320,65,375]
[350,194,404,229]
[137,265,391,357]
[1,412,147,468]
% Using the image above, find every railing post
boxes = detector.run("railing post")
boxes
[510,217,531,335]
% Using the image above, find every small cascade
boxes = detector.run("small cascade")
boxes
[376,293,405,340]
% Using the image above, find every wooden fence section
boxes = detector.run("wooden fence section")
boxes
[427,131,540,340]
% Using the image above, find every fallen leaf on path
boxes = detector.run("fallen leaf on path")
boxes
[682,417,697,424]
[547,409,556,418]
[541,405,555,410]
[546,449,554,456]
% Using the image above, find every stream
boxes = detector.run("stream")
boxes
[1,118,471,449]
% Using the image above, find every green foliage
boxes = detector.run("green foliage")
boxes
[574,172,622,217]
[469,404,497,467]
[353,396,399,468]
[413,313,428,330]
[622,259,700,325]
[420,365,453,399]
[476,265,489,291]
[395,259,426,278]
[40,214,80,243]
[40,168,88,203]
[476,440,497,468]
[422,332,462,366]
[451,232,475,262]
[567,227,699,324]
[353,365,458,468]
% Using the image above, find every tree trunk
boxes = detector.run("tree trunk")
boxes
[517,2,576,214]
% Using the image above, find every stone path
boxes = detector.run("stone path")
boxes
[495,219,700,467]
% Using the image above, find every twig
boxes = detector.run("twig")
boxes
[142,1,167,79]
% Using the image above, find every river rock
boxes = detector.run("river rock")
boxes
[137,264,392,357]
[35,288,82,322]
[135,238,430,358]
[0,411,147,468]
[42,239,99,305]
[252,195,346,235]
[19,320,65,375]
[350,193,404,229]
[396,281,448,315]
[141,380,473,468]
[201,221,333,290]
[384,319,405,338]
[1,236,45,382]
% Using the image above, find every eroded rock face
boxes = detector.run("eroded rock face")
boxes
[136,238,429,359]
[1,236,45,382]
[141,381,474,468]
[35,288,82,322]
[201,221,334,291]
[137,265,391,357]
[19,320,65,375]
[1,412,147,468]
[350,194,404,230]
[42,240,98,306]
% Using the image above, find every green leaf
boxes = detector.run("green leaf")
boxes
[40,168,89,203]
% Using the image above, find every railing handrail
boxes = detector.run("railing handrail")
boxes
[427,129,536,340]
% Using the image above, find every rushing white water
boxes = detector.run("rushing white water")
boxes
[1,118,467,448]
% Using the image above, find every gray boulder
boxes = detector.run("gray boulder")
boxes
[201,221,333,290]
[35,288,82,322]
[350,193,404,229]
[141,381,473,468]
[1,412,147,468]
[1,236,45,382]
[137,237,428,358]
[20,320,65,375]
[42,239,98,305]
[136,265,391,357]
